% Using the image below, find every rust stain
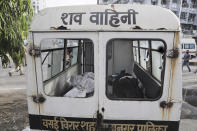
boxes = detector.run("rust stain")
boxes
[167,32,179,120]
[30,95,41,113]
[161,108,165,120]
[38,95,45,113]
[169,32,179,100]
[39,103,44,113]
[167,108,172,120]
[31,94,45,113]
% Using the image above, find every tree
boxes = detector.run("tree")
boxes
[0,0,33,72]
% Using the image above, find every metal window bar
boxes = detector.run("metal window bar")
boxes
[137,40,141,65]
[63,39,67,70]
[149,40,153,74]
[41,48,64,52]
[82,43,85,73]
[42,52,51,65]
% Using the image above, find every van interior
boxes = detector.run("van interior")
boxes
[40,39,165,100]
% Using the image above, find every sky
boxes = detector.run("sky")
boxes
[46,0,97,7]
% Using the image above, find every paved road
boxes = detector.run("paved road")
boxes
[182,65,197,89]
[180,65,197,131]
[0,69,26,90]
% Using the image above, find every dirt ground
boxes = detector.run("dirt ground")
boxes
[0,68,29,131]
[0,89,29,131]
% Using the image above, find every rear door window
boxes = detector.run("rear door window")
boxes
[106,39,166,100]
[41,39,94,98]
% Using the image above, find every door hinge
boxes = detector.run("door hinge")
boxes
[160,101,173,108]
[32,94,46,103]
[167,48,179,58]
[29,47,41,57]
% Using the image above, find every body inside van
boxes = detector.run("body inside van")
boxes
[27,4,182,131]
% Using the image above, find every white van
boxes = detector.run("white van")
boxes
[27,4,182,131]
[181,38,196,58]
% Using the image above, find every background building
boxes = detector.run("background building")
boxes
[98,0,197,38]
[31,0,46,14]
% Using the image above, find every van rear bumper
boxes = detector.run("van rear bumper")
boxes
[29,114,180,131]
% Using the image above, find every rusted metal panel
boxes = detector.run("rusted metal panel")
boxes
[98,32,175,121]
[167,32,182,121]
[32,32,99,119]
[26,32,40,115]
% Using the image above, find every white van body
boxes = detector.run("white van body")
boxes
[27,4,182,131]
[181,38,196,57]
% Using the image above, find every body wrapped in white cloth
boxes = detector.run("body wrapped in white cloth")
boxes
[64,72,94,97]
